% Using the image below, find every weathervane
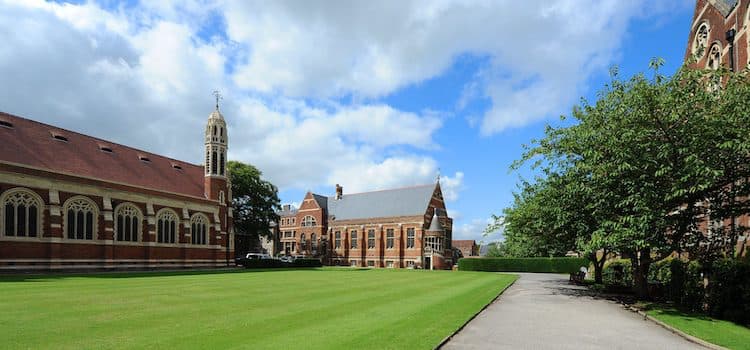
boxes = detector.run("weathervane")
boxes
[436,168,441,183]
[212,90,222,111]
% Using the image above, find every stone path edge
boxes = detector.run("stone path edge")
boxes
[434,273,519,350]
[626,306,728,350]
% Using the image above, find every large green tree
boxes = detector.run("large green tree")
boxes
[227,161,280,242]
[501,61,750,298]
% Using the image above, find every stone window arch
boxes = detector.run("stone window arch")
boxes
[301,215,316,227]
[190,213,209,245]
[693,22,710,57]
[156,208,179,244]
[707,42,722,70]
[115,203,142,242]
[1,188,43,237]
[63,196,98,240]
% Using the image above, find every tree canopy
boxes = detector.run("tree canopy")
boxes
[493,61,750,296]
[227,161,280,239]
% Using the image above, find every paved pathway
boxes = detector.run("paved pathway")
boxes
[442,273,704,350]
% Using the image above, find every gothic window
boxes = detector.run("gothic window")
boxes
[213,125,217,136]
[2,188,42,237]
[219,152,225,176]
[406,228,415,249]
[301,233,307,250]
[311,233,317,250]
[335,231,341,249]
[707,43,722,70]
[693,22,709,57]
[115,203,141,242]
[190,213,208,245]
[367,229,375,249]
[157,209,178,244]
[205,146,210,174]
[301,216,317,227]
[64,196,97,240]
[386,229,394,249]
[350,230,358,249]
[211,150,218,174]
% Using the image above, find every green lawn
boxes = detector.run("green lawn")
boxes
[0,268,516,349]
[646,306,750,350]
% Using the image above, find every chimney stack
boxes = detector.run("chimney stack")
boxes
[283,204,291,211]
[335,184,343,200]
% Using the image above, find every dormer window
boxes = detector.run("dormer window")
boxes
[172,163,183,170]
[138,155,151,163]
[51,132,68,142]
[0,120,13,129]
[99,145,113,153]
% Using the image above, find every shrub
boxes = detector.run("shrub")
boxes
[238,258,322,269]
[602,259,632,288]
[457,257,589,273]
[705,259,750,324]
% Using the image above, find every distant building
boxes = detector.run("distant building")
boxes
[453,240,478,257]
[276,182,454,269]
[0,106,233,271]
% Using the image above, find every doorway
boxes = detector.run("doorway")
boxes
[424,256,432,270]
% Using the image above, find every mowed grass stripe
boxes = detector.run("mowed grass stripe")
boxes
[0,268,516,350]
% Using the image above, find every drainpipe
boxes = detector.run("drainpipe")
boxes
[726,29,736,72]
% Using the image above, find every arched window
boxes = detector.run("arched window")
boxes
[156,209,178,244]
[301,233,306,250]
[2,188,42,237]
[115,203,141,242]
[190,213,208,245]
[707,43,722,70]
[213,125,217,136]
[301,215,316,227]
[693,22,709,57]
[211,150,218,174]
[311,233,317,250]
[64,196,97,240]
[220,151,225,175]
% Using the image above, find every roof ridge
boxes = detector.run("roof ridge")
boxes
[0,111,203,168]
[326,183,435,198]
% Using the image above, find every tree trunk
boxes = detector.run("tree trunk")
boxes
[589,250,606,284]
[631,248,652,299]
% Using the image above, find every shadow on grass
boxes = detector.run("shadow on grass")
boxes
[0,267,332,282]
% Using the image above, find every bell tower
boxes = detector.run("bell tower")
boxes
[204,91,228,202]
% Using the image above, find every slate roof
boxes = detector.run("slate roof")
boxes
[326,184,435,221]
[711,0,738,16]
[427,212,443,231]
[0,112,206,198]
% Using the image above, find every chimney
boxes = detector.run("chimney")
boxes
[283,204,291,211]
[335,184,343,200]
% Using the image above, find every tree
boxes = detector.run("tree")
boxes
[504,61,750,298]
[485,241,508,257]
[227,161,281,246]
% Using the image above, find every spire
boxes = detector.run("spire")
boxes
[212,90,222,111]
[436,168,441,184]
[427,211,443,232]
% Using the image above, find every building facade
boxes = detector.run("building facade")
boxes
[0,107,233,271]
[685,0,749,72]
[453,240,478,258]
[277,183,454,269]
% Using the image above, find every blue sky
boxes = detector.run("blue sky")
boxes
[0,1,695,243]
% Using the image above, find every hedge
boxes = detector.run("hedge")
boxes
[458,257,589,273]
[238,258,322,269]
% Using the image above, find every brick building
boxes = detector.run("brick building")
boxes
[685,0,749,72]
[685,0,750,254]
[452,240,478,258]
[277,182,454,269]
[0,106,233,271]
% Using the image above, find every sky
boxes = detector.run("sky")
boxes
[0,0,695,244]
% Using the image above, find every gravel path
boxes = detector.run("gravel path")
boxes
[441,273,704,350]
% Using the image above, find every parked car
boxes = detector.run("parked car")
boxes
[279,255,294,263]
[245,253,273,260]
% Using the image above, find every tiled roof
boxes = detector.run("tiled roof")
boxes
[453,240,477,249]
[325,184,435,221]
[0,112,206,199]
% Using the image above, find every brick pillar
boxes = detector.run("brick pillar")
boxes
[181,208,190,266]
[102,196,114,267]
[145,203,156,264]
[396,224,403,268]
[416,228,424,269]
[377,224,384,267]
[46,189,62,268]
